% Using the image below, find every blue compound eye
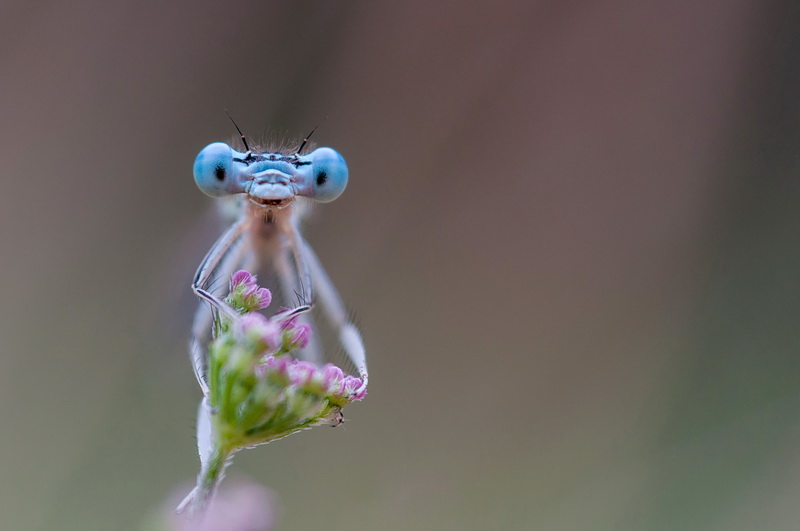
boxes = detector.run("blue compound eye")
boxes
[308,147,348,203]
[194,142,235,197]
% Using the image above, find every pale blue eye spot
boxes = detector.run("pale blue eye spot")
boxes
[308,147,348,203]
[194,142,234,197]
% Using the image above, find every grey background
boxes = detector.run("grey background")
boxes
[1,1,799,529]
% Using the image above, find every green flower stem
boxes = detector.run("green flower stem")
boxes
[191,444,235,515]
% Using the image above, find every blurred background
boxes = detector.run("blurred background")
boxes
[1,1,799,529]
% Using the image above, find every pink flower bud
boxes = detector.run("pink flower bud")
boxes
[343,376,367,400]
[322,364,345,391]
[239,314,281,352]
[289,323,311,348]
[251,287,272,310]
[230,270,256,290]
[290,361,318,386]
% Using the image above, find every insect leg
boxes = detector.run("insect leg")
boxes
[286,217,314,308]
[275,238,324,365]
[190,218,250,391]
[192,217,250,320]
[267,220,314,322]
[301,240,368,387]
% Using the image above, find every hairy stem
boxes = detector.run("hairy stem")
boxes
[186,445,234,517]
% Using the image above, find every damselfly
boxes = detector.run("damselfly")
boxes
[190,129,368,396]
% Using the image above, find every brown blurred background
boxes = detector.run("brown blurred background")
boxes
[1,1,799,530]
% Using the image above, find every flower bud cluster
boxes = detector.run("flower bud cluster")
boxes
[207,270,366,451]
[227,270,273,313]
